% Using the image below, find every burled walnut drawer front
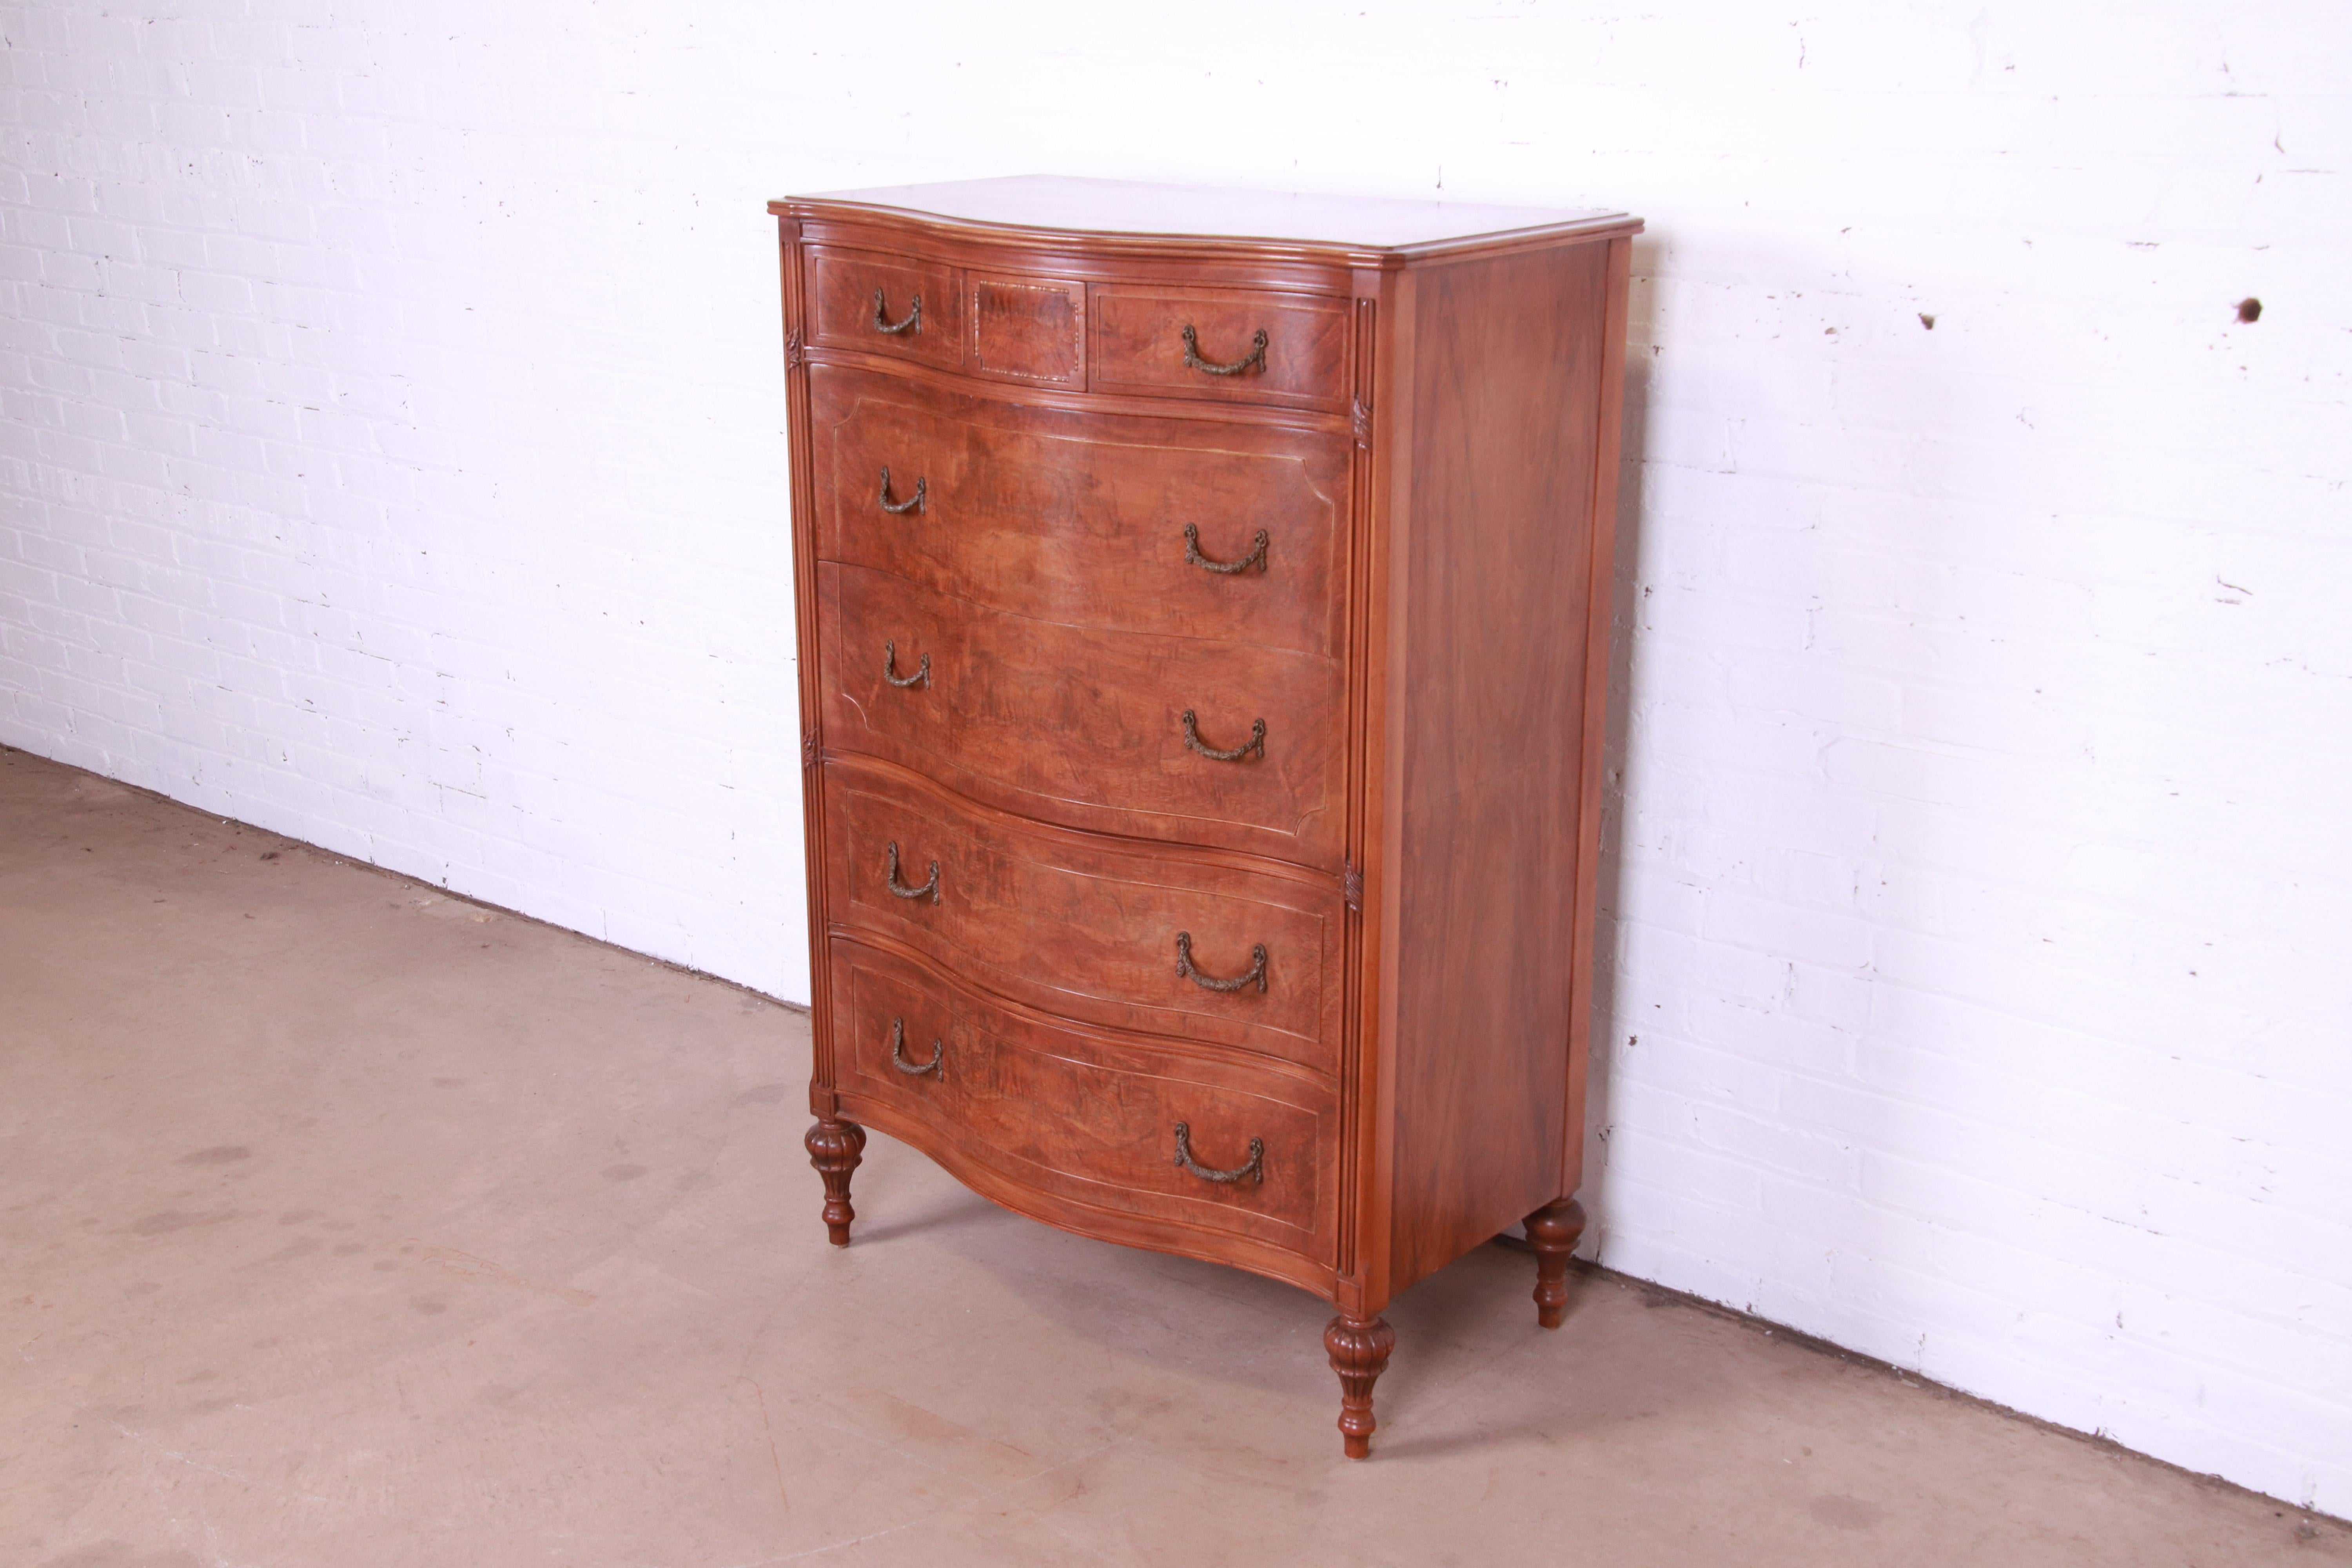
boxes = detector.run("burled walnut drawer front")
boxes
[818,561,1346,871]
[1090,286,1352,410]
[808,247,963,370]
[809,365,1348,659]
[822,756,1343,1073]
[808,246,1092,389]
[830,939,1336,1263]
[964,272,1087,388]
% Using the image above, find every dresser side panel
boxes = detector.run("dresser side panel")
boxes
[781,220,843,1110]
[1385,240,1610,1293]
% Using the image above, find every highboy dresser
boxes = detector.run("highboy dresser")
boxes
[769,176,1639,1457]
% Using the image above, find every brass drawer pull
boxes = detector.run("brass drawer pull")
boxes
[1173,1122,1264,1185]
[884,841,940,903]
[887,1018,944,1078]
[878,466,926,515]
[873,289,922,336]
[1181,710,1265,762]
[1184,524,1269,575]
[882,640,929,689]
[1181,324,1268,377]
[1176,931,1267,993]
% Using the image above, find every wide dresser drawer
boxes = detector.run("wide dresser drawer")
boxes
[829,939,1338,1265]
[817,561,1346,871]
[1089,284,1351,410]
[820,756,1342,1073]
[808,365,1349,659]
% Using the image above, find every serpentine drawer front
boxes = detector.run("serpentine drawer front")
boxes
[829,938,1338,1264]
[807,365,1349,658]
[816,561,1348,869]
[1088,284,1353,410]
[807,247,963,371]
[775,175,1641,1459]
[822,756,1346,1073]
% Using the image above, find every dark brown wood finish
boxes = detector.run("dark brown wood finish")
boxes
[773,176,1639,1459]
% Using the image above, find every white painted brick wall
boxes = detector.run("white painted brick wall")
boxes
[2,0,2345,1515]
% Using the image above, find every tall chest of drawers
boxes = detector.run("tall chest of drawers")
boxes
[769,176,1640,1457]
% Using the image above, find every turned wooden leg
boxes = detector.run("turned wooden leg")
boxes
[1525,1197,1587,1329]
[804,1117,867,1246]
[1323,1313,1396,1460]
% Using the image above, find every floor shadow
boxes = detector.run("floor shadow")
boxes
[840,1196,1005,1248]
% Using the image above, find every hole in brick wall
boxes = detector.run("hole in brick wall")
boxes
[2237,297,2262,323]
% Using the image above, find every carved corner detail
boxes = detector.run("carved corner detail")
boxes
[785,329,804,369]
[1350,397,1373,448]
[802,728,819,768]
[1343,858,1363,912]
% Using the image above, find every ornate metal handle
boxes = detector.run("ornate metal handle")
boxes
[1181,325,1269,377]
[887,1018,944,1078]
[1184,524,1269,575]
[1181,710,1265,762]
[873,289,921,336]
[883,640,929,689]
[1173,1121,1264,1185]
[878,467,926,515]
[1176,931,1267,993]
[884,841,940,903]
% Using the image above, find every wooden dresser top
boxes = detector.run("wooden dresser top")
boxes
[770,175,1639,262]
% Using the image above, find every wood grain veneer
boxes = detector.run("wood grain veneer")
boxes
[771,175,1639,1459]
[820,754,1345,1072]
[806,365,1348,657]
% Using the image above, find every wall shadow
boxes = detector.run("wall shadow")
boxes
[1569,232,1658,1263]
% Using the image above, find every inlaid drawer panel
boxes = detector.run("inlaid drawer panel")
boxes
[808,246,963,370]
[1090,285,1352,410]
[965,273,1087,387]
[809,365,1348,659]
[821,755,1342,1072]
[818,560,1347,871]
[830,938,1337,1260]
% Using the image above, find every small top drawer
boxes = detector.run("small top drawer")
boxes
[1090,286,1351,410]
[808,247,962,370]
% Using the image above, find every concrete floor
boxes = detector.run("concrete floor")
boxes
[2,745,2344,1568]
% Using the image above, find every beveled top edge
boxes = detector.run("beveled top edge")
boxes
[769,175,1638,258]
